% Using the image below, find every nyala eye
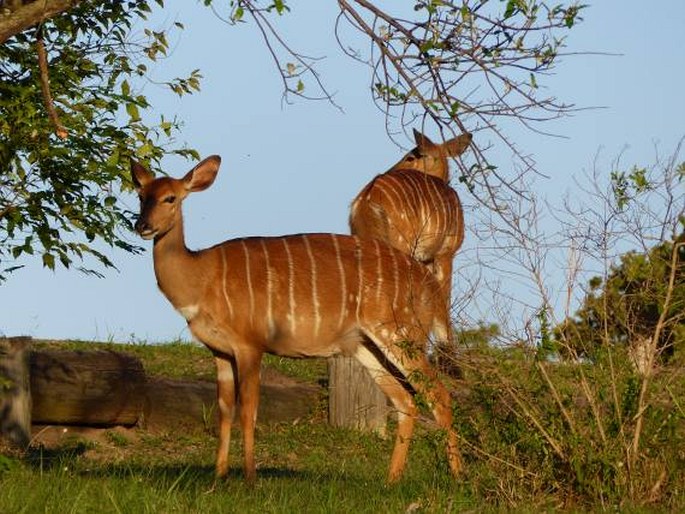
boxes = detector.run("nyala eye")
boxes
[163,195,176,204]
[405,150,423,162]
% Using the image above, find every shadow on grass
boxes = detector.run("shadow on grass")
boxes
[47,457,325,485]
[89,463,322,482]
[23,442,92,471]
[19,443,380,489]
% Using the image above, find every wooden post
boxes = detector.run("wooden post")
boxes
[328,356,388,435]
[0,337,32,448]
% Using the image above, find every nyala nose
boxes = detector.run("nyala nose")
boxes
[135,219,150,234]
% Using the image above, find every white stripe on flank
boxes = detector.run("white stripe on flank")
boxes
[401,173,421,214]
[331,234,347,329]
[390,246,399,312]
[220,247,234,319]
[282,238,296,334]
[428,177,444,236]
[261,239,274,336]
[416,177,429,230]
[241,240,255,324]
[282,238,297,334]
[354,236,363,324]
[373,238,383,305]
[303,235,321,338]
[445,187,455,227]
[379,175,403,215]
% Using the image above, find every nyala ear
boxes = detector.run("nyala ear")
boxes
[131,159,154,191]
[413,129,437,151]
[444,133,473,158]
[183,155,221,193]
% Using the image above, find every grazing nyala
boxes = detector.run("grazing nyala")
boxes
[131,155,461,483]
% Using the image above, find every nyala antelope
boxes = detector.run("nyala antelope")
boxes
[131,155,462,483]
[350,129,472,308]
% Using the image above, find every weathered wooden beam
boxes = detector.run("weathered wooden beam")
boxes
[143,369,319,432]
[3,343,320,433]
[30,349,146,426]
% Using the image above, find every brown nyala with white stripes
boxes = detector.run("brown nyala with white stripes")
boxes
[131,155,461,483]
[350,129,472,306]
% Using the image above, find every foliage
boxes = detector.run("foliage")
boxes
[432,322,500,378]
[455,344,685,508]
[455,322,501,348]
[555,236,685,363]
[0,0,200,282]
[553,153,685,366]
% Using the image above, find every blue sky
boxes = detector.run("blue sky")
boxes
[1,1,684,342]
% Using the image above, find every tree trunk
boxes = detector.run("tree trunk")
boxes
[0,337,32,448]
[30,349,146,426]
[328,356,388,435]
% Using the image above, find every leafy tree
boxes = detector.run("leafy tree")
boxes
[555,236,685,366]
[0,0,585,281]
[0,0,200,281]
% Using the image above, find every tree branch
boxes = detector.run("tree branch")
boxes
[36,26,67,139]
[0,0,84,44]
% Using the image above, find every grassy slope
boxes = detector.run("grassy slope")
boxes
[3,340,684,512]
[2,340,471,513]
[1,423,472,514]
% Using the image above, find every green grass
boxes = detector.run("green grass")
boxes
[9,340,471,512]
[11,339,685,511]
[0,422,473,514]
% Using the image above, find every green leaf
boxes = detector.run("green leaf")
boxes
[126,102,141,122]
[449,101,460,117]
[42,253,55,270]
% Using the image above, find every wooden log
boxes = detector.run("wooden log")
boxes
[0,337,32,448]
[328,356,388,435]
[143,368,320,432]
[142,378,214,431]
[30,350,145,426]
